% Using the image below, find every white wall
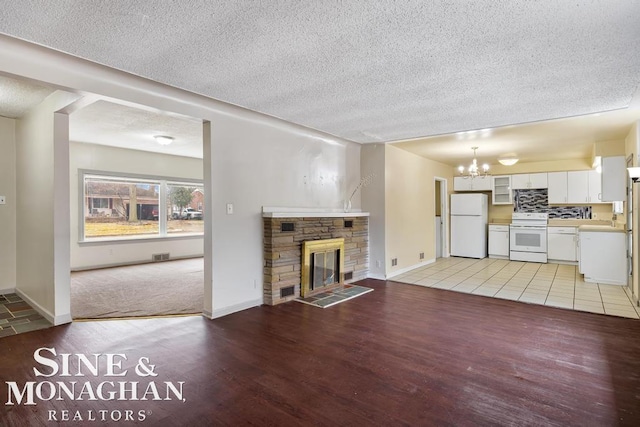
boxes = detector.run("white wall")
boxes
[361,144,453,278]
[385,145,453,275]
[361,144,386,279]
[206,114,361,317]
[15,91,80,324]
[0,117,16,293]
[69,141,204,269]
[1,36,361,320]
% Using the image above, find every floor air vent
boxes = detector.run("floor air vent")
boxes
[344,272,353,281]
[152,253,170,262]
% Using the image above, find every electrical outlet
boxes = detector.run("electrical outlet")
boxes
[391,258,398,267]
[419,252,425,260]
[376,260,382,268]
[0,196,5,205]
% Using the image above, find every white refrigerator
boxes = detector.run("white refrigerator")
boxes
[450,193,488,259]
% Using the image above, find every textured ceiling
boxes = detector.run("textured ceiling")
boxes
[0,74,54,119]
[1,1,639,144]
[69,101,203,158]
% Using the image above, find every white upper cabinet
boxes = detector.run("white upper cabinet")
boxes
[548,172,568,204]
[529,173,548,189]
[491,175,512,205]
[514,165,619,205]
[511,173,548,189]
[601,156,626,202]
[567,170,603,204]
[588,169,602,204]
[454,176,472,191]
[454,176,491,192]
[510,174,529,189]
[567,171,589,203]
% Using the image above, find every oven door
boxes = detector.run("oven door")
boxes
[510,225,547,253]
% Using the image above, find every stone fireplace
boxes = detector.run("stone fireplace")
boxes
[301,238,344,297]
[262,208,369,305]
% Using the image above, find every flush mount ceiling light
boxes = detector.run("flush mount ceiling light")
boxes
[458,146,489,179]
[497,153,519,166]
[154,135,174,146]
[498,157,519,166]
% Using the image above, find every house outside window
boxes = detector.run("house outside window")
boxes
[81,171,204,241]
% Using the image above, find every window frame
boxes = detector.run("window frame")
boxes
[79,169,204,244]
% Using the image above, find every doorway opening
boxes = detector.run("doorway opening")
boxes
[68,99,206,320]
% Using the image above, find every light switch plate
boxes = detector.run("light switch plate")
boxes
[226,203,233,215]
[0,196,5,205]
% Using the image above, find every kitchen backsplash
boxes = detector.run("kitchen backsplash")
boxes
[513,189,592,219]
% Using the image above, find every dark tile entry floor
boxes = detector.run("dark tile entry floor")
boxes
[296,284,373,308]
[0,293,51,337]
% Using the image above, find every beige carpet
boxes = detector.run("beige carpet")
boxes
[71,258,204,319]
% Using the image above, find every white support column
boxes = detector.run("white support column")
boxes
[202,121,214,318]
[53,111,72,324]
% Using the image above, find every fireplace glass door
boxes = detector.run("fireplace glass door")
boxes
[312,249,340,291]
[301,238,345,297]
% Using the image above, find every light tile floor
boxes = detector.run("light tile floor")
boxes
[392,257,640,319]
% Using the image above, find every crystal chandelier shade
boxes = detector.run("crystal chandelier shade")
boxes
[458,147,489,179]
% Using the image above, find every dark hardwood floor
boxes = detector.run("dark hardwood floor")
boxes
[1,278,640,426]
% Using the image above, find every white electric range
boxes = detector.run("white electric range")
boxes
[509,213,548,263]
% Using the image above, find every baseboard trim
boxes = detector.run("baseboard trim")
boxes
[71,255,204,272]
[54,313,73,325]
[547,259,578,266]
[206,298,263,320]
[0,287,16,295]
[386,259,436,280]
[14,289,56,324]
[367,273,386,280]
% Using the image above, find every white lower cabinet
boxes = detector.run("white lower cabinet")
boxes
[547,227,577,263]
[488,225,510,259]
[578,228,627,285]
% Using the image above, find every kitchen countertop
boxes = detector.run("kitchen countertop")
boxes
[489,218,511,224]
[547,219,613,226]
[577,225,626,233]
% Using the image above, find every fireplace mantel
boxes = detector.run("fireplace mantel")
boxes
[262,207,369,218]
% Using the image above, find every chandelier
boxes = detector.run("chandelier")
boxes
[458,146,489,179]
